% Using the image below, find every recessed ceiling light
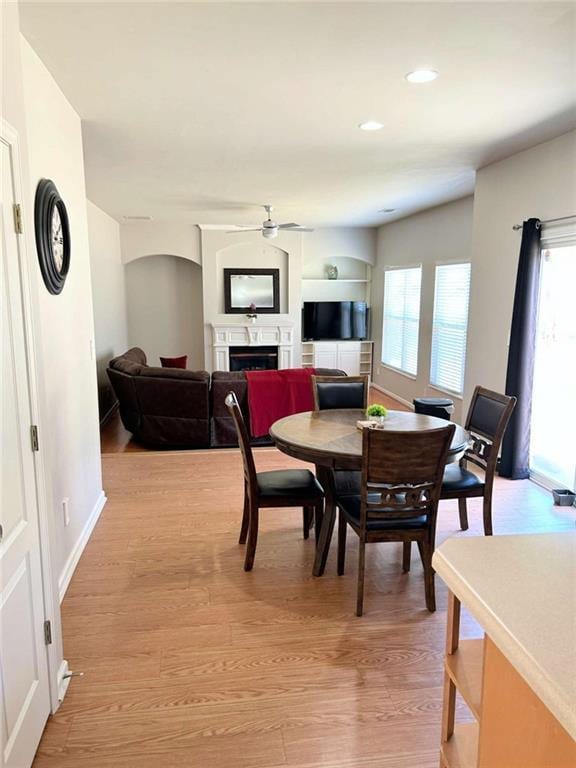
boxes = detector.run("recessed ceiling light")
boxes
[405,69,438,84]
[358,120,384,131]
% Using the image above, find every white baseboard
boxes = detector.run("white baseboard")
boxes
[371,382,414,411]
[58,490,107,603]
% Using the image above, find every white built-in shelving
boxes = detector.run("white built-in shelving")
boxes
[302,340,373,379]
[301,256,372,304]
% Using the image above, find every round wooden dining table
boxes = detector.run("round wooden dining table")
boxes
[269,409,469,577]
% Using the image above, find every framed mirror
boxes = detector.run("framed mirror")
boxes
[224,268,280,314]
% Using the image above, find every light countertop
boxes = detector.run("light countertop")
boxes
[433,532,576,740]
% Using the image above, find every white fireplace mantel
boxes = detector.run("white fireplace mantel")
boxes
[210,322,294,371]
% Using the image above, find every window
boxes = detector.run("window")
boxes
[530,240,576,489]
[381,267,422,376]
[430,263,471,395]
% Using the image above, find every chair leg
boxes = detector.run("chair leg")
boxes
[337,510,347,576]
[402,541,411,572]
[420,538,436,612]
[244,502,259,572]
[314,502,324,544]
[239,485,250,545]
[458,497,469,531]
[482,491,493,536]
[303,507,314,539]
[356,539,366,617]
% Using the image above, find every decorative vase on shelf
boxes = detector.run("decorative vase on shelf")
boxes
[326,264,338,280]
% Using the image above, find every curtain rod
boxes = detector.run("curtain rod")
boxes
[512,214,576,231]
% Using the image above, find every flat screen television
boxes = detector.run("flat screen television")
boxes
[302,301,368,340]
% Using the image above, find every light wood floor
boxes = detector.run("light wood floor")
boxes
[99,387,405,453]
[32,444,575,767]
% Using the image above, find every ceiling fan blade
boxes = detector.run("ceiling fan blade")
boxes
[226,228,263,233]
[278,223,301,228]
[280,227,315,232]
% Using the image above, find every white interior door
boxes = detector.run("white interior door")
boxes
[1,131,51,767]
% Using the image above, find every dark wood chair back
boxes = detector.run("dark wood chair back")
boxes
[312,375,369,411]
[225,391,257,496]
[360,424,455,529]
[463,386,516,477]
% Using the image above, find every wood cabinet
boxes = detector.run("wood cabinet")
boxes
[434,534,576,768]
[301,340,373,378]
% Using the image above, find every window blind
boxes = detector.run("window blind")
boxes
[381,267,422,376]
[430,263,471,395]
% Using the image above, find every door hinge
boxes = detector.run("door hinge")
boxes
[31,425,39,452]
[44,620,52,645]
[13,203,23,234]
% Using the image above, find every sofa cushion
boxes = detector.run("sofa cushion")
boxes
[109,347,147,376]
[142,366,209,381]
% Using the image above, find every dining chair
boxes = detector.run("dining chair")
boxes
[225,392,324,571]
[441,386,516,535]
[312,375,369,498]
[312,375,369,411]
[336,423,455,615]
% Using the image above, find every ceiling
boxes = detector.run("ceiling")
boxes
[20,1,576,227]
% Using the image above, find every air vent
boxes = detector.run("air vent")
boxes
[123,215,152,221]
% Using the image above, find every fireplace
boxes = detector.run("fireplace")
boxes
[229,346,278,372]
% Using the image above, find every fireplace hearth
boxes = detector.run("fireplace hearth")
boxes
[229,346,278,372]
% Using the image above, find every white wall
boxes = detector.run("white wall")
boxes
[464,131,576,406]
[121,220,202,265]
[87,200,128,421]
[21,38,104,597]
[371,196,474,421]
[200,229,303,371]
[302,227,376,303]
[125,255,204,370]
[303,227,376,266]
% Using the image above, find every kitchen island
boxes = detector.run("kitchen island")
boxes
[433,532,576,768]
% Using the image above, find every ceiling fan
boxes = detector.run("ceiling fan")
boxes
[227,206,313,239]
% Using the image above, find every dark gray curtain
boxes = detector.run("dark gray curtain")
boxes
[499,218,541,479]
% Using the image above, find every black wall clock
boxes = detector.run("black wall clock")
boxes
[34,178,71,294]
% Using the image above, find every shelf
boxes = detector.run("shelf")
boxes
[441,723,479,768]
[445,639,484,720]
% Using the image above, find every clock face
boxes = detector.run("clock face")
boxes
[51,206,65,273]
[34,179,71,294]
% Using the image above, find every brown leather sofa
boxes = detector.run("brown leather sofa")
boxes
[107,348,210,448]
[108,348,346,449]
[210,368,346,447]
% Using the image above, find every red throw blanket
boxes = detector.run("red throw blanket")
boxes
[245,368,317,438]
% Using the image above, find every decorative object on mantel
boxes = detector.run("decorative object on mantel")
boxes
[246,303,258,323]
[34,178,71,294]
[325,264,338,280]
[224,268,280,314]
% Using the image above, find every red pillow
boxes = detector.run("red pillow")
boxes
[160,355,187,369]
